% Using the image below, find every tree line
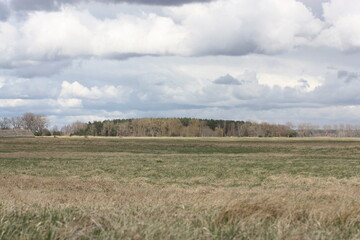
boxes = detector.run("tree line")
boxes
[64,118,297,137]
[64,118,360,138]
[3,114,360,138]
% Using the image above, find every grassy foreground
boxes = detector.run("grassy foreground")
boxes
[0,137,360,239]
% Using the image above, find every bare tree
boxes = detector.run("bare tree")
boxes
[22,113,49,133]
[61,121,86,135]
[10,116,24,129]
[116,122,130,136]
[0,117,11,129]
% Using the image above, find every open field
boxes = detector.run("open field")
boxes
[0,137,360,239]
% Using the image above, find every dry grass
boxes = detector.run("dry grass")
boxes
[0,137,360,239]
[1,175,360,239]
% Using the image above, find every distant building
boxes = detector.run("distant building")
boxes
[0,129,35,138]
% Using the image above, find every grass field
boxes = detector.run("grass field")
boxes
[0,137,360,239]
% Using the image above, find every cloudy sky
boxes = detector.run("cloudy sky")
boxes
[1,0,360,127]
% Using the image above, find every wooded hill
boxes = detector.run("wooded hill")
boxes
[68,118,297,137]
[4,114,360,138]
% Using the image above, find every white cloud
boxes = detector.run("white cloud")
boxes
[57,98,83,108]
[60,81,101,99]
[59,81,131,101]
[322,0,360,22]
[315,0,360,51]
[2,0,360,66]
[0,98,56,108]
[90,13,188,56]
[21,8,93,58]
[0,0,325,64]
[167,0,323,55]
[0,21,18,64]
[4,7,187,62]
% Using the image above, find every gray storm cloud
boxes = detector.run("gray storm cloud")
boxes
[298,0,329,17]
[105,0,214,5]
[0,1,9,21]
[11,0,60,11]
[7,0,330,11]
[9,0,214,12]
[213,74,242,85]
[337,70,359,83]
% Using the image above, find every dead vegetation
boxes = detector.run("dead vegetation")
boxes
[0,138,360,239]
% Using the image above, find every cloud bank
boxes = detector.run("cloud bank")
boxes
[1,0,360,126]
[1,0,360,66]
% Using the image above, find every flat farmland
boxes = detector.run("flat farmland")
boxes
[0,137,360,239]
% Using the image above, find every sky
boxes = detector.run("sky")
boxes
[1,0,360,127]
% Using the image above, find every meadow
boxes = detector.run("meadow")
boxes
[0,137,360,239]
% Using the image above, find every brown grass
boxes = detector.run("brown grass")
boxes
[1,175,360,239]
[1,137,360,239]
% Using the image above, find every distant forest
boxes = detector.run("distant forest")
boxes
[3,114,360,138]
[64,118,297,138]
[62,118,360,138]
